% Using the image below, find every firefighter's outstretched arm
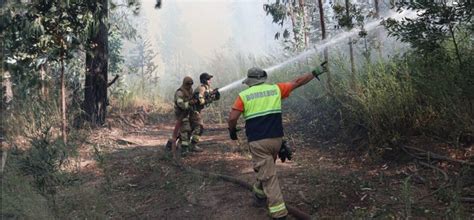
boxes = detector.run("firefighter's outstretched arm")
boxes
[290,73,316,90]
[290,62,328,90]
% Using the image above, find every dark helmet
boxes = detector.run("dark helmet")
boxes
[183,76,193,85]
[199,72,213,84]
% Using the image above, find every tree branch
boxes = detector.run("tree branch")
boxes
[108,75,120,88]
[418,161,449,182]
[401,145,474,166]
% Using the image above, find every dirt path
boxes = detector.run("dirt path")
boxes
[65,114,473,219]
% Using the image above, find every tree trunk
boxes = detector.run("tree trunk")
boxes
[84,0,108,126]
[448,24,463,70]
[345,0,356,89]
[318,0,331,91]
[288,6,299,49]
[373,0,379,18]
[1,148,7,174]
[60,53,67,143]
[373,0,383,58]
[39,63,49,100]
[1,71,13,148]
[1,71,13,107]
[299,0,309,48]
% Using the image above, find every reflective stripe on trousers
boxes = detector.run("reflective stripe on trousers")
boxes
[253,183,266,199]
[249,137,288,218]
[269,202,286,214]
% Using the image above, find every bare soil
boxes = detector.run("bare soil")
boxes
[59,110,474,219]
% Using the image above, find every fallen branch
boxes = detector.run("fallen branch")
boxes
[418,161,449,183]
[417,184,452,201]
[116,138,138,145]
[118,116,141,129]
[400,145,423,160]
[402,145,474,166]
[460,197,474,203]
[107,75,120,88]
[175,162,311,220]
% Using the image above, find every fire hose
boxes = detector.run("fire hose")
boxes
[174,162,312,220]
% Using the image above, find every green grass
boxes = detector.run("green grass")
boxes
[1,155,54,219]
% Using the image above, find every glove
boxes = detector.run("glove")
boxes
[311,61,328,80]
[278,140,293,163]
[213,88,220,101]
[228,127,238,140]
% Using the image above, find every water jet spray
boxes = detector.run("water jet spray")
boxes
[218,10,418,93]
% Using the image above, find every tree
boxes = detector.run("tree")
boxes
[127,36,159,83]
[316,0,331,91]
[384,1,472,69]
[82,0,146,126]
[1,0,95,143]
[83,0,109,126]
[264,0,310,50]
[332,0,372,88]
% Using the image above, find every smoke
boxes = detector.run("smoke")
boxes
[219,9,420,93]
[127,1,420,97]
[137,0,282,97]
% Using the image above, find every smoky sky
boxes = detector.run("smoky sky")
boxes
[139,0,282,72]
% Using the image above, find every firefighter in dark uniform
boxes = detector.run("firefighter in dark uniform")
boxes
[189,72,220,151]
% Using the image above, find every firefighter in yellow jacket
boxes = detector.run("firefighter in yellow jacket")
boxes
[227,64,327,219]
[173,76,196,154]
[189,72,220,151]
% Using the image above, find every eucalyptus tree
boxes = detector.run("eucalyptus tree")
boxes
[332,0,358,85]
[384,0,472,69]
[83,0,162,126]
[1,0,96,143]
[83,0,112,126]
[332,0,378,88]
[384,0,473,117]
[264,0,310,50]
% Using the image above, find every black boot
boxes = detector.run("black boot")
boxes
[181,145,190,157]
[253,194,266,207]
[165,139,173,151]
[273,216,287,220]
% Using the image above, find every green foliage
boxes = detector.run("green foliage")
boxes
[5,97,61,139]
[263,1,287,26]
[1,156,54,219]
[4,96,80,196]
[263,0,307,50]
[384,1,472,55]
[127,36,159,82]
[1,1,94,64]
[332,3,367,32]
[16,136,70,196]
[284,41,473,154]
[109,31,125,76]
[53,185,109,219]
